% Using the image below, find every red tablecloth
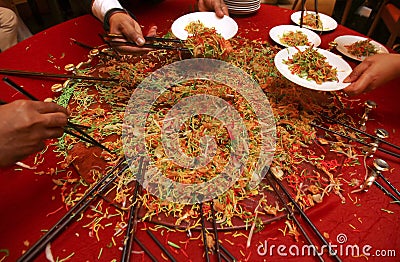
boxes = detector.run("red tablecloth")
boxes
[0,1,399,261]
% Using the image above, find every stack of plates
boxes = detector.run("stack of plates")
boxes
[225,0,261,15]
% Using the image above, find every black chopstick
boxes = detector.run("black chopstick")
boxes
[133,238,158,262]
[70,38,95,49]
[3,77,38,100]
[2,77,112,153]
[378,173,400,198]
[319,113,400,151]
[200,203,211,262]
[300,0,306,28]
[18,160,128,262]
[104,40,189,52]
[146,230,177,262]
[268,170,342,262]
[103,34,183,43]
[121,159,144,262]
[210,201,222,262]
[311,122,400,159]
[145,36,183,43]
[315,0,319,27]
[374,180,400,204]
[266,172,324,262]
[0,69,118,82]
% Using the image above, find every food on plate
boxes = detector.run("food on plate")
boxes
[302,13,322,30]
[345,39,378,58]
[184,21,232,59]
[283,46,338,84]
[279,30,311,46]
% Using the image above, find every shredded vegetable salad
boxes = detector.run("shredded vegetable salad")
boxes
[302,13,322,30]
[48,27,368,257]
[345,39,377,58]
[184,21,232,59]
[283,46,338,84]
[280,30,311,46]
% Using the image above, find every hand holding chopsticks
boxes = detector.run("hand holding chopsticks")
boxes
[2,77,112,153]
[0,99,69,167]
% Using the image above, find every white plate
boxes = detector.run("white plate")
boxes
[171,12,238,40]
[269,25,321,47]
[291,11,337,32]
[334,35,389,61]
[274,46,352,91]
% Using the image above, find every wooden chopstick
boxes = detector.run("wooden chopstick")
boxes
[0,69,119,82]
[2,77,112,153]
[18,160,128,262]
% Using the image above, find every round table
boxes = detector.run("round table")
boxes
[0,1,399,261]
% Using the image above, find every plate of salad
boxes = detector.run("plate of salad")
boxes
[334,35,389,61]
[171,12,238,40]
[269,25,321,47]
[274,46,352,91]
[291,11,337,32]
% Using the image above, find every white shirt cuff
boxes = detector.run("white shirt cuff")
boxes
[92,0,123,22]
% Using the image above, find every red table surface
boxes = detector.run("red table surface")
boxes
[0,1,399,261]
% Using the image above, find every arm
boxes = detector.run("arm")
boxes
[0,100,68,167]
[91,0,152,52]
[343,53,400,96]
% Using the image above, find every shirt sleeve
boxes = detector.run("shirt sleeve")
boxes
[91,0,123,22]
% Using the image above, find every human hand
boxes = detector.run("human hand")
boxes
[343,53,400,96]
[108,12,158,54]
[198,0,229,18]
[0,100,68,167]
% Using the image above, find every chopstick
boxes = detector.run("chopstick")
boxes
[0,69,119,82]
[199,203,211,262]
[378,173,400,198]
[199,201,236,261]
[315,0,319,27]
[267,169,342,262]
[266,173,324,262]
[18,160,128,262]
[101,34,189,52]
[374,180,400,203]
[133,238,158,262]
[310,122,400,159]
[210,201,222,262]
[121,159,144,262]
[300,0,306,28]
[70,38,95,49]
[103,33,183,43]
[104,40,190,52]
[2,77,112,153]
[319,113,400,151]
[146,230,177,262]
